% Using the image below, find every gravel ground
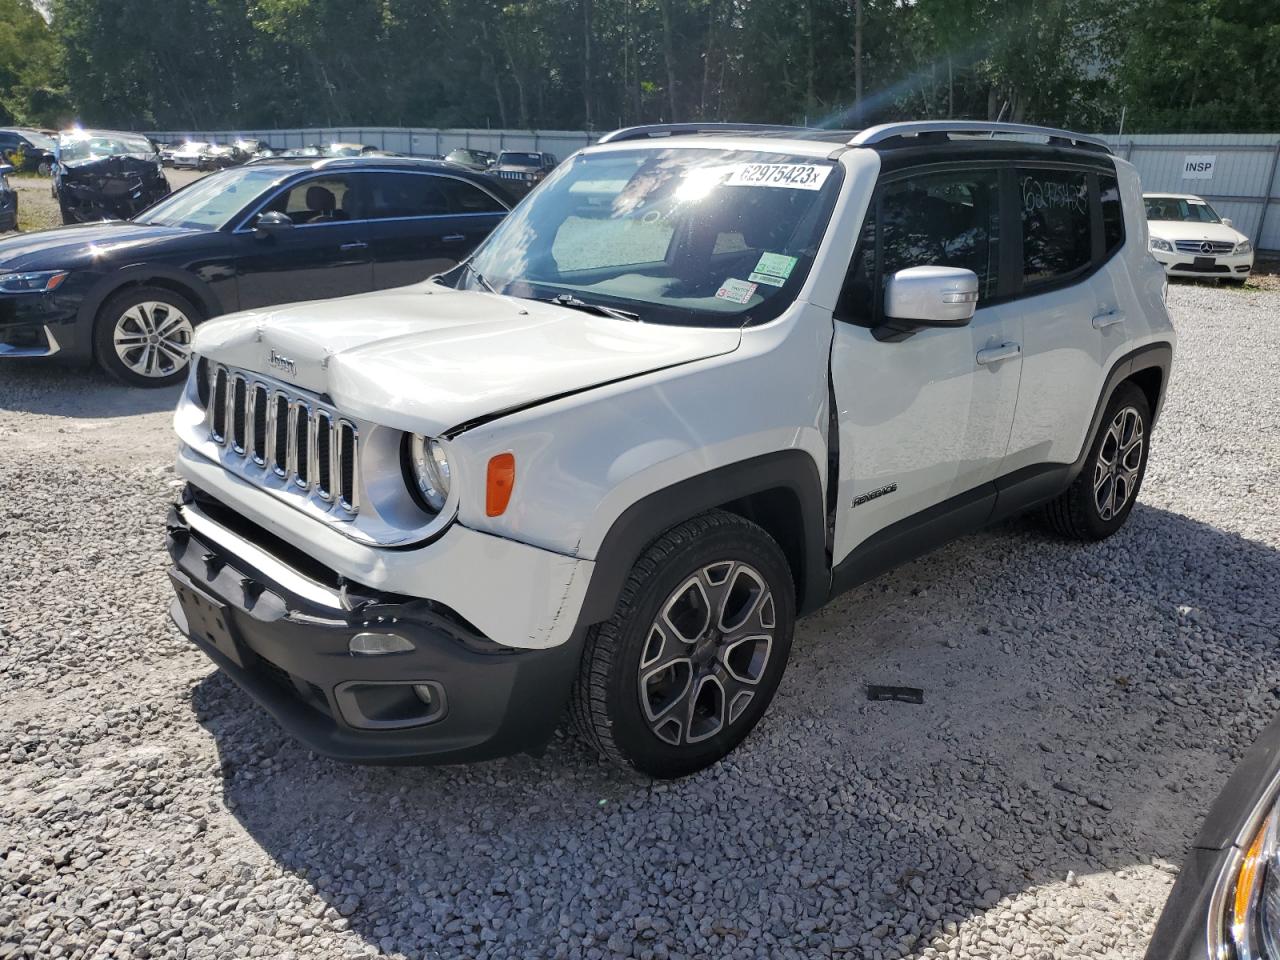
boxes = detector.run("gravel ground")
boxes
[2,282,1278,960]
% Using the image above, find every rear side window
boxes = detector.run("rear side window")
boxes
[441,179,506,213]
[1100,174,1125,255]
[364,173,506,218]
[1019,169,1091,284]
[839,168,1001,323]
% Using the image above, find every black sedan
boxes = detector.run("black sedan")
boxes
[0,128,57,176]
[0,156,514,386]
[1145,712,1280,959]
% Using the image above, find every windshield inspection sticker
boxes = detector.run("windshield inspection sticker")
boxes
[715,278,758,304]
[748,252,799,287]
[725,163,832,191]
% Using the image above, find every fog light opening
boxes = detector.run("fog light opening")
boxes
[413,683,436,706]
[349,632,414,656]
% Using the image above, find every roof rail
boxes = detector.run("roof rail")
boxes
[848,121,1112,154]
[597,122,818,144]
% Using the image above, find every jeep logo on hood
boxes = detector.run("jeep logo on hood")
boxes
[267,350,297,376]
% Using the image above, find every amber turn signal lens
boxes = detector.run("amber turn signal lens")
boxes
[486,453,516,516]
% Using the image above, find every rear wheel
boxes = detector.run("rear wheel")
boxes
[571,510,795,778]
[1044,382,1151,541]
[93,286,202,387]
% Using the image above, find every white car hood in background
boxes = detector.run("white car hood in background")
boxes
[1147,219,1246,245]
[193,285,742,436]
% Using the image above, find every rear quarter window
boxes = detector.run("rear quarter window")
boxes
[1100,174,1125,255]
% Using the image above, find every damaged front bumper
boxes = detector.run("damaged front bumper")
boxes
[166,487,590,763]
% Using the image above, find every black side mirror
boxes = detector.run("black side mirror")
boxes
[254,210,294,239]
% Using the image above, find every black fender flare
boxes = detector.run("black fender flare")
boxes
[77,264,225,356]
[1072,341,1173,477]
[573,449,829,633]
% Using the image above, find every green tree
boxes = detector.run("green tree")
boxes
[1118,0,1280,132]
[0,0,71,126]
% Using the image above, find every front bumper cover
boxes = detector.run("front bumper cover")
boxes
[166,494,586,764]
[1153,251,1254,278]
[1145,712,1280,958]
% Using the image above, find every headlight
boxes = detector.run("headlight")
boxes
[1235,240,1253,256]
[0,270,68,293]
[1150,237,1174,253]
[408,435,451,512]
[1217,798,1280,957]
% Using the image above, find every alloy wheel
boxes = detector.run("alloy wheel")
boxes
[113,301,194,379]
[1093,405,1144,521]
[637,561,776,747]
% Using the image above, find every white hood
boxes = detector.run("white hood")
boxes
[192,284,742,436]
[1147,219,1246,245]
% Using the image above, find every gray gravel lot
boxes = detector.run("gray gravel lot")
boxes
[2,282,1279,960]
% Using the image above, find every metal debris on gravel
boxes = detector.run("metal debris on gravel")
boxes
[1,282,1278,960]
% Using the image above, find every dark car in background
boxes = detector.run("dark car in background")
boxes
[0,128,57,176]
[0,163,16,232]
[54,129,171,224]
[444,148,497,171]
[0,156,514,385]
[491,150,559,191]
[1145,712,1280,959]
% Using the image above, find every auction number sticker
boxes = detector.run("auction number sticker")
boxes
[725,163,832,191]
[749,252,799,287]
[715,278,758,304]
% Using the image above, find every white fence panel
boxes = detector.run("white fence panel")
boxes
[1099,134,1280,250]
[146,126,1280,250]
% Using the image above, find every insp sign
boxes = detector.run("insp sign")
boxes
[1181,155,1217,180]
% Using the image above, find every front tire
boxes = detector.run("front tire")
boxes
[1044,382,1151,541]
[571,510,795,778]
[93,286,202,387]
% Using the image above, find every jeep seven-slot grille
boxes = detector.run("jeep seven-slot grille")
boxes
[206,364,359,514]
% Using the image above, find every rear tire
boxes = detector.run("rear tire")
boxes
[570,510,795,779]
[93,285,202,388]
[1043,382,1151,541]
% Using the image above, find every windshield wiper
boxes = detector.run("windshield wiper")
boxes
[449,260,497,294]
[540,293,641,323]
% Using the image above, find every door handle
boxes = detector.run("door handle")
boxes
[1092,310,1125,329]
[441,234,466,243]
[976,342,1021,366]
[339,241,368,251]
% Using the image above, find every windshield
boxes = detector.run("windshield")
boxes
[499,152,543,167]
[448,149,491,163]
[459,148,842,326]
[58,130,157,164]
[25,132,55,151]
[134,165,288,229]
[1144,197,1221,223]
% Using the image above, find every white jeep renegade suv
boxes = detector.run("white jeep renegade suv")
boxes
[167,121,1174,778]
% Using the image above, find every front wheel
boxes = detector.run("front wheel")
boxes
[1044,382,1151,541]
[93,286,202,387]
[571,510,795,778]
